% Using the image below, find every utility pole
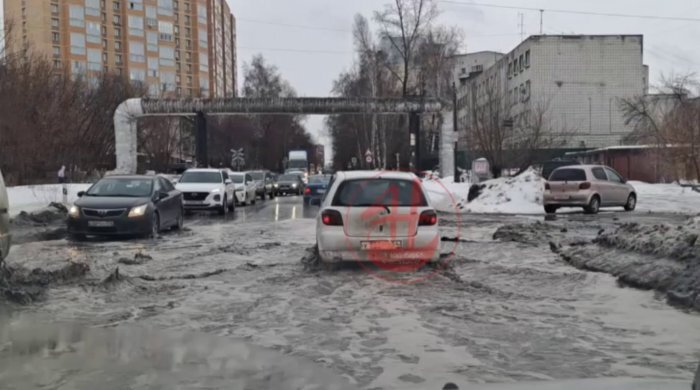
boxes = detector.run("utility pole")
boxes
[539,10,544,35]
[518,13,525,42]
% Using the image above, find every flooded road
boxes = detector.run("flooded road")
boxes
[2,195,700,389]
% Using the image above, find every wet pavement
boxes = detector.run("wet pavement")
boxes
[2,195,700,389]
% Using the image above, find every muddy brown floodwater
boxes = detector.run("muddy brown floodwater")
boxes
[1,196,700,389]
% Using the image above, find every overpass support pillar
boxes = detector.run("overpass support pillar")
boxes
[409,112,420,171]
[195,111,208,167]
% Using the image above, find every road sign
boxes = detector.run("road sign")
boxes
[230,148,245,170]
[365,155,373,164]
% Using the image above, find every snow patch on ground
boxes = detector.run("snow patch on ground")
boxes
[424,172,700,215]
[7,184,91,217]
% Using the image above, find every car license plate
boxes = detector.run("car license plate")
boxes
[185,200,204,205]
[88,220,114,227]
[361,240,402,250]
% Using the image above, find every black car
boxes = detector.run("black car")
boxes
[276,173,305,196]
[67,175,183,240]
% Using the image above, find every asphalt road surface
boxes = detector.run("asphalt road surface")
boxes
[2,195,700,389]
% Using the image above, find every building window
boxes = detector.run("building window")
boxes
[129,41,145,62]
[186,64,192,73]
[53,46,61,57]
[519,54,524,72]
[103,39,108,48]
[130,68,146,82]
[113,1,120,11]
[523,80,531,102]
[147,32,158,52]
[185,15,191,24]
[507,62,512,79]
[199,52,208,72]
[51,18,60,30]
[159,47,175,66]
[51,3,59,13]
[115,41,121,50]
[52,32,60,43]
[199,77,209,96]
[128,15,144,36]
[146,6,158,27]
[158,21,174,41]
[87,48,102,71]
[160,71,176,92]
[85,0,100,16]
[197,4,206,24]
[102,52,108,62]
[113,15,121,25]
[185,51,191,61]
[70,33,86,55]
[157,0,173,16]
[72,61,86,76]
[116,54,123,64]
[198,27,207,49]
[69,5,85,27]
[148,57,159,77]
[128,0,143,11]
[148,84,160,96]
[87,22,101,43]
[184,2,190,12]
[53,60,62,69]
[525,50,530,68]
[184,27,190,37]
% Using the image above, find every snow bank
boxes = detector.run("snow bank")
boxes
[630,181,700,213]
[424,171,700,215]
[423,168,544,214]
[7,184,91,217]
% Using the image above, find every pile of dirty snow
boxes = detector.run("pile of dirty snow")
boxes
[631,181,700,213]
[7,183,91,216]
[422,176,469,213]
[555,219,700,310]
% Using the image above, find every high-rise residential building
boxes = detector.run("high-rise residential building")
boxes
[3,0,236,98]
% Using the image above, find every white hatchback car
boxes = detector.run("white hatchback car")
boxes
[316,171,440,265]
[229,171,257,206]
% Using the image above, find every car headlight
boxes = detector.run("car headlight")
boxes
[68,206,80,218]
[292,183,297,188]
[128,204,148,218]
[211,188,221,194]
[274,183,279,188]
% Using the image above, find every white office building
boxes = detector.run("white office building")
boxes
[455,35,649,150]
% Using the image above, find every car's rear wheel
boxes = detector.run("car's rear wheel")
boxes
[69,233,85,242]
[544,205,557,214]
[584,195,600,214]
[173,208,184,230]
[624,194,636,211]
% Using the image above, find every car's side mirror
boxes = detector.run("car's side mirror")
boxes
[77,191,85,197]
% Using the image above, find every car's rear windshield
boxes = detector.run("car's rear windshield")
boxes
[230,175,244,184]
[249,172,263,180]
[549,168,587,182]
[279,174,298,181]
[309,175,330,184]
[332,179,427,207]
[179,171,222,183]
[86,178,153,197]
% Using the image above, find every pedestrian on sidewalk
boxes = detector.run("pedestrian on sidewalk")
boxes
[57,165,66,184]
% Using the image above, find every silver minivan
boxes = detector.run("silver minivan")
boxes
[0,170,10,260]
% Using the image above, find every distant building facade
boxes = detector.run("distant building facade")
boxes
[454,35,648,156]
[3,0,236,98]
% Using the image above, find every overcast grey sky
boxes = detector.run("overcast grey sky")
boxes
[229,0,700,150]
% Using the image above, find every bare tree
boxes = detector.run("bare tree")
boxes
[620,74,700,181]
[463,75,565,177]
[374,0,439,97]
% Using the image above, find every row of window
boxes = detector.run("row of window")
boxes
[508,80,531,105]
[508,50,531,78]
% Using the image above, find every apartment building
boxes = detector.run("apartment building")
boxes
[455,35,648,151]
[3,0,236,98]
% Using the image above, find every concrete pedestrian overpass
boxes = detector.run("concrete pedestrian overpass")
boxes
[113,97,455,176]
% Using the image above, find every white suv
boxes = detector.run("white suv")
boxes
[176,169,235,215]
[316,171,440,265]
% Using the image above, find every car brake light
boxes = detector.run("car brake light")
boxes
[579,182,591,190]
[418,210,437,226]
[321,210,343,226]
[304,187,311,195]
[545,182,550,190]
